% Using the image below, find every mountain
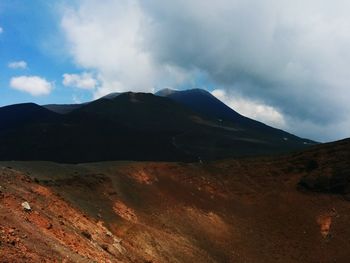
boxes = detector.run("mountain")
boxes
[43,104,83,114]
[0,90,316,163]
[0,138,349,262]
[101,92,121,100]
[156,88,316,151]
[43,93,121,114]
[297,138,350,195]
[156,88,309,137]
[156,88,245,122]
[0,103,59,131]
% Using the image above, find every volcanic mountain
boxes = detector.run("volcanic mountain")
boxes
[156,88,251,123]
[0,89,315,163]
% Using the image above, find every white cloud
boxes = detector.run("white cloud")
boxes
[211,88,350,142]
[59,0,350,141]
[212,89,286,129]
[61,0,154,95]
[10,76,53,96]
[8,61,28,69]
[63,72,97,90]
[0,27,3,34]
[61,0,190,98]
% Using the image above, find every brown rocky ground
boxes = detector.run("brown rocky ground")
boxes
[0,139,350,262]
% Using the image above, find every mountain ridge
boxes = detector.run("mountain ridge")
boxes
[0,89,317,163]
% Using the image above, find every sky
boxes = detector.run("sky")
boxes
[1,0,350,142]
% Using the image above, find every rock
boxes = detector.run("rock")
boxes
[113,237,122,243]
[81,230,92,240]
[100,243,109,252]
[113,242,125,254]
[21,201,31,211]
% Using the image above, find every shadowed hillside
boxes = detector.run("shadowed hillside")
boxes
[0,90,316,163]
[0,138,349,262]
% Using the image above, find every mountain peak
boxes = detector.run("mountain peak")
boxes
[155,87,243,121]
[101,92,122,100]
[155,88,178,96]
[156,88,212,97]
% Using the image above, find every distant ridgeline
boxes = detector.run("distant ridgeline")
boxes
[0,89,316,163]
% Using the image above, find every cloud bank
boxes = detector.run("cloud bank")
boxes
[10,76,53,96]
[212,89,286,129]
[63,72,97,90]
[61,0,189,99]
[60,0,350,141]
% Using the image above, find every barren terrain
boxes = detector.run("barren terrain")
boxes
[1,139,349,262]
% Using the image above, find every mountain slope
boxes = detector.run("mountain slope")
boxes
[43,104,83,114]
[0,103,59,131]
[0,138,349,262]
[156,88,316,155]
[42,92,121,114]
[156,88,313,140]
[0,91,316,163]
[156,88,244,122]
[72,92,199,131]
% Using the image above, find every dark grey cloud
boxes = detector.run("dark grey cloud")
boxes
[139,0,350,141]
[61,0,350,141]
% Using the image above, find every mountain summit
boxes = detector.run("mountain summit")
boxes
[156,88,255,122]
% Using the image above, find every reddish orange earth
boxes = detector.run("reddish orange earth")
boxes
[1,139,350,262]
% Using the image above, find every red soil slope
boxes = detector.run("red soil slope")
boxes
[1,139,350,262]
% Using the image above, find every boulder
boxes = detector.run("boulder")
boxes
[21,201,31,211]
